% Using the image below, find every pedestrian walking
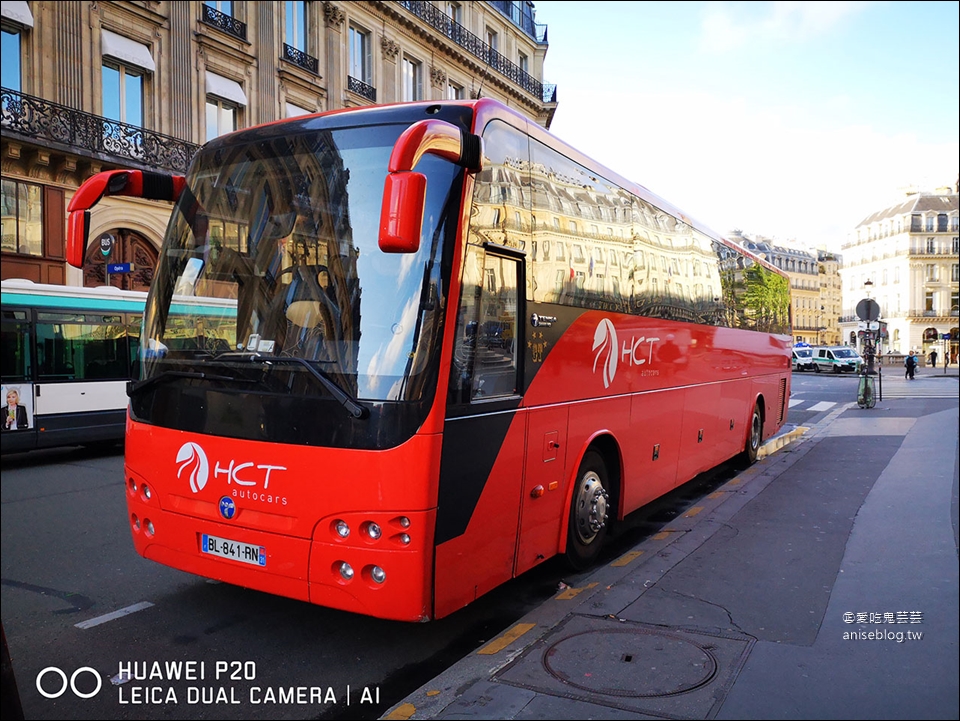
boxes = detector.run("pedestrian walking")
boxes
[929,349,938,368]
[905,351,917,380]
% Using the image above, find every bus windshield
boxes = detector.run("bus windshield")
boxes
[142,122,459,410]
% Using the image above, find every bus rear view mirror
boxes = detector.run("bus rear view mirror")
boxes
[379,172,427,253]
[66,170,185,268]
[378,118,483,254]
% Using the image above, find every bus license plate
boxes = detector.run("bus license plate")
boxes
[201,534,266,566]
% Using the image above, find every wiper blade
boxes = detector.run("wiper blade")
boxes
[127,370,252,398]
[261,356,368,420]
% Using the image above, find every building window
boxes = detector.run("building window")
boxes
[952,264,959,283]
[951,291,959,311]
[937,213,947,232]
[446,81,464,100]
[1,179,43,257]
[925,292,934,312]
[1,26,21,91]
[102,62,143,126]
[349,25,371,85]
[486,27,498,63]
[402,56,422,101]
[925,215,934,232]
[518,51,528,74]
[443,2,462,24]
[205,0,233,14]
[926,264,938,282]
[285,0,307,51]
[927,237,936,253]
[206,97,237,140]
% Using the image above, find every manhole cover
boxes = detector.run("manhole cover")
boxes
[542,628,718,697]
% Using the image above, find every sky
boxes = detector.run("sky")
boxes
[532,1,959,251]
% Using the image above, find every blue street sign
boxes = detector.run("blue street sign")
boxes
[107,263,133,274]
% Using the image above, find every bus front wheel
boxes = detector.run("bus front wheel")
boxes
[566,451,610,571]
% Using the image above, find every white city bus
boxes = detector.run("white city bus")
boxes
[1,280,146,454]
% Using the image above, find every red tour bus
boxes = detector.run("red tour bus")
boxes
[65,99,792,622]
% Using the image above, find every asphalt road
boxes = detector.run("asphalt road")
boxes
[0,371,878,720]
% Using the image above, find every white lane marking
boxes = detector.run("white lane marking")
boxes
[808,401,836,412]
[788,398,804,407]
[74,601,155,629]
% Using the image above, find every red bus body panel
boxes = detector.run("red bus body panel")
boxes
[124,421,441,621]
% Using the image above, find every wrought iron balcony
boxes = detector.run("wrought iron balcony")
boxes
[201,4,247,41]
[282,43,319,74]
[395,1,553,103]
[1,87,199,173]
[347,76,377,102]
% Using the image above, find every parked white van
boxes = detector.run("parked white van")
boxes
[812,346,862,373]
[792,346,816,371]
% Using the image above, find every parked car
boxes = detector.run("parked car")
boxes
[792,346,816,371]
[812,346,862,373]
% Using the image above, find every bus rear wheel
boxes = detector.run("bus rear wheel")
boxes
[566,451,610,571]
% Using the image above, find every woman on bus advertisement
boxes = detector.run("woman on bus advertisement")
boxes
[2,387,31,431]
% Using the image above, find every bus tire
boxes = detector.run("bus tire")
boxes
[738,402,763,467]
[566,450,610,571]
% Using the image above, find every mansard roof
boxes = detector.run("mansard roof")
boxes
[856,193,959,228]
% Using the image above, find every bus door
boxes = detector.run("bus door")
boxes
[435,247,524,617]
[1,307,37,453]
[33,311,130,446]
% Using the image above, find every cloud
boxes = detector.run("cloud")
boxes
[700,1,874,52]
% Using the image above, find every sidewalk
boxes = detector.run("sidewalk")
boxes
[382,390,960,720]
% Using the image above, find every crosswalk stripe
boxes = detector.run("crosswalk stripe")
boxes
[807,401,837,412]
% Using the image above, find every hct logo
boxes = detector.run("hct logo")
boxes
[592,319,618,388]
[176,442,209,493]
[592,319,661,388]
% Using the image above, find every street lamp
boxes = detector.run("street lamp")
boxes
[818,305,825,346]
[863,279,874,298]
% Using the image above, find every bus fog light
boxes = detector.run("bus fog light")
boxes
[145,520,155,536]
[132,514,140,531]
[370,566,386,584]
[128,478,137,493]
[339,562,354,580]
[142,484,151,500]
[365,522,381,540]
[399,533,410,545]
[335,520,350,538]
[399,516,411,528]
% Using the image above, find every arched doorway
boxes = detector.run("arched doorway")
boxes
[82,229,157,291]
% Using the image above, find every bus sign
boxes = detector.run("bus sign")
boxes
[107,263,134,274]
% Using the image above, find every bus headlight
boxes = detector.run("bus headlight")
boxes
[338,562,354,580]
[369,566,386,584]
[365,522,382,540]
[334,520,350,538]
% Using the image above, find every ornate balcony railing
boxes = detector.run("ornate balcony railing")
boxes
[395,1,553,103]
[282,43,319,74]
[347,76,377,102]
[1,88,199,173]
[201,4,247,41]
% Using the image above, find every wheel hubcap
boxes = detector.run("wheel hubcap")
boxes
[574,473,608,545]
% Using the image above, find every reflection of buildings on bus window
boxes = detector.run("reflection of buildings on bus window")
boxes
[465,120,789,334]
